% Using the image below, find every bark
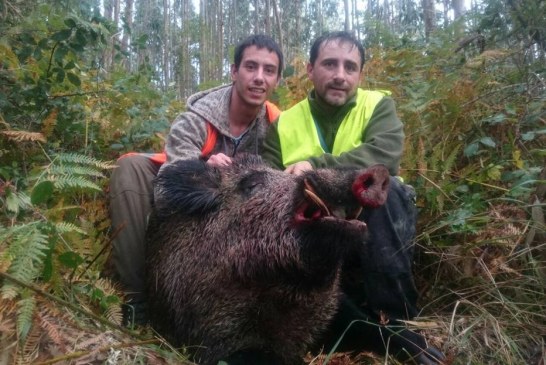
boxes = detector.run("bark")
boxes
[344,0,350,32]
[271,0,284,59]
[422,0,436,41]
[121,0,133,71]
[265,0,271,34]
[102,0,113,70]
[452,0,464,19]
[163,0,170,90]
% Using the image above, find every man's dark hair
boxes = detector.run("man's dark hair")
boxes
[310,31,366,70]
[233,34,284,77]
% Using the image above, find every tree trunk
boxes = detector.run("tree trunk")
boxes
[422,0,436,41]
[271,0,284,60]
[265,0,271,34]
[344,0,350,32]
[452,0,464,19]
[102,0,113,70]
[216,0,224,81]
[163,0,170,90]
[199,0,206,83]
[121,0,133,71]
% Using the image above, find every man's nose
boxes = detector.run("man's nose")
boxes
[333,65,346,82]
[254,67,265,83]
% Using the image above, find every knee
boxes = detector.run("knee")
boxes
[110,155,158,195]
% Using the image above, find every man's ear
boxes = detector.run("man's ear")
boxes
[230,63,238,82]
[306,62,314,79]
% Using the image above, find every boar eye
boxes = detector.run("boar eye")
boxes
[239,172,266,197]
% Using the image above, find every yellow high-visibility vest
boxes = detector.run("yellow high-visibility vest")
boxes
[278,89,390,167]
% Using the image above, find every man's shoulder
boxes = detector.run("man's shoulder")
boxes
[188,84,232,107]
[185,84,232,128]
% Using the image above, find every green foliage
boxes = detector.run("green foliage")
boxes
[360,19,545,365]
[31,152,115,193]
[1,224,48,299]
[16,291,36,341]
[0,3,180,358]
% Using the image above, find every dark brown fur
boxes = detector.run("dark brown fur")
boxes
[146,155,389,365]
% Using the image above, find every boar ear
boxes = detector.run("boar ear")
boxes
[154,160,221,216]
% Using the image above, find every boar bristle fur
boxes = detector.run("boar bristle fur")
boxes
[146,157,390,365]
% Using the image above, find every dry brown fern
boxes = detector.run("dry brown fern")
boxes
[0,130,47,143]
[37,308,67,353]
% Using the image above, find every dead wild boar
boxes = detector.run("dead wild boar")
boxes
[146,155,389,365]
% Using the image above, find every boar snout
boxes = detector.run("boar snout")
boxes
[352,164,390,208]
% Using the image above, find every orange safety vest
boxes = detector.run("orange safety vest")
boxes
[120,101,281,165]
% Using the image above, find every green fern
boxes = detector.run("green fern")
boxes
[1,223,49,299]
[3,189,32,215]
[442,144,462,177]
[54,221,87,235]
[51,174,102,191]
[30,152,114,192]
[52,152,115,170]
[16,290,36,342]
[48,164,106,178]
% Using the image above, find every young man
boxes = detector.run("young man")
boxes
[109,34,283,325]
[262,31,444,364]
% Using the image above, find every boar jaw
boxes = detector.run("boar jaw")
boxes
[294,178,365,228]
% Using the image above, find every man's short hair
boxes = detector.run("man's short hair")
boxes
[233,34,284,77]
[310,31,366,70]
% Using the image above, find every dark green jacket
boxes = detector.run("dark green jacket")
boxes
[262,89,405,175]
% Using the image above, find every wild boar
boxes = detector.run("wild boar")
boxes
[146,155,389,365]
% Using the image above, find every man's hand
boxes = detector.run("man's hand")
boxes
[206,153,233,167]
[285,161,313,175]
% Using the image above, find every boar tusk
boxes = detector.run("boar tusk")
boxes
[350,206,363,219]
[303,179,331,216]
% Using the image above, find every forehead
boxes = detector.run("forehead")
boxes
[240,45,280,67]
[316,39,361,64]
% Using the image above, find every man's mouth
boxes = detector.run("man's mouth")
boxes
[328,86,346,93]
[249,87,266,95]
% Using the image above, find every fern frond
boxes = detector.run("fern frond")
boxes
[104,303,123,326]
[54,222,87,235]
[2,224,49,299]
[16,293,36,342]
[4,189,32,215]
[53,152,115,170]
[0,300,16,334]
[48,164,106,178]
[51,175,101,191]
[443,144,462,175]
[37,310,66,352]
[0,130,46,143]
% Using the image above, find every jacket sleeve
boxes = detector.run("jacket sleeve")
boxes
[163,111,208,166]
[261,118,284,170]
[307,98,404,175]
